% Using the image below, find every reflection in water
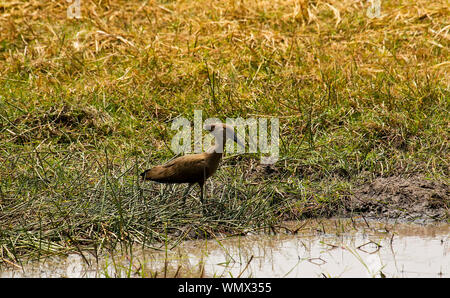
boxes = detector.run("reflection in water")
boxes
[1,219,449,277]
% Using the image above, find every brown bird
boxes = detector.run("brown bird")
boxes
[140,123,244,207]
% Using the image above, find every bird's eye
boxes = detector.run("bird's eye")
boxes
[210,125,215,131]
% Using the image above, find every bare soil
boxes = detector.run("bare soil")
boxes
[344,175,449,223]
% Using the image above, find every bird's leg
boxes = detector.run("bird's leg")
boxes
[198,181,205,214]
[199,182,204,204]
[182,183,194,206]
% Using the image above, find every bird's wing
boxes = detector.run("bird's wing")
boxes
[162,154,205,168]
[152,154,209,183]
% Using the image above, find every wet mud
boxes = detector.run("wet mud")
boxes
[345,175,449,222]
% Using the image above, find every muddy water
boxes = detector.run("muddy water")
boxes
[1,219,449,278]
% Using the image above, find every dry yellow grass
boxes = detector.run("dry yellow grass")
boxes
[1,0,448,99]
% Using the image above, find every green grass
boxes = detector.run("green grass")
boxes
[0,0,449,265]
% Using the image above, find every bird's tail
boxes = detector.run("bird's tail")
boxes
[140,169,150,181]
[140,167,167,182]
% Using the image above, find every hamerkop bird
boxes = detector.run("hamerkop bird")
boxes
[140,123,244,207]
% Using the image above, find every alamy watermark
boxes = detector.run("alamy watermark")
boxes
[65,1,380,20]
[67,0,82,19]
[171,110,279,165]
[366,0,381,19]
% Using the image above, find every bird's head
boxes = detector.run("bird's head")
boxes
[204,123,244,148]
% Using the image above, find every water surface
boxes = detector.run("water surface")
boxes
[1,218,448,277]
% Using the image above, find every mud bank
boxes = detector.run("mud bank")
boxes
[344,175,449,223]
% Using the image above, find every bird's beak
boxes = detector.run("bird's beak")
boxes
[232,132,245,148]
